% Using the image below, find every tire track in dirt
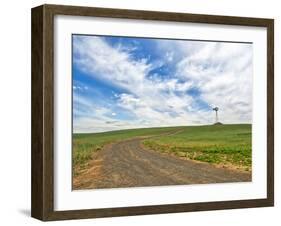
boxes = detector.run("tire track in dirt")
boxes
[73,130,251,189]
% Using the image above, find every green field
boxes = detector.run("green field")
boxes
[143,124,252,171]
[73,127,182,173]
[73,124,252,175]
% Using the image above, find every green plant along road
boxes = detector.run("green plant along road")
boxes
[73,124,251,189]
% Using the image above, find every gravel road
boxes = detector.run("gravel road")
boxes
[73,137,251,190]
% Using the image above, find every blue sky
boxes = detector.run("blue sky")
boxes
[73,35,253,133]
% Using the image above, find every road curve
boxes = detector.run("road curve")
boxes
[73,137,251,190]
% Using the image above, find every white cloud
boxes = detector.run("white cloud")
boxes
[73,36,152,93]
[172,41,253,124]
[165,51,174,62]
[73,36,252,133]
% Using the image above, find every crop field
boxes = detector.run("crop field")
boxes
[73,124,252,176]
[143,124,252,171]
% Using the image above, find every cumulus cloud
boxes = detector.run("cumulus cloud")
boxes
[173,42,253,124]
[73,35,252,133]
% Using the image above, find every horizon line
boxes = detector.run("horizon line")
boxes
[73,123,252,135]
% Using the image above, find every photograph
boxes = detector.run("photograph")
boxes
[30,4,274,221]
[72,34,253,190]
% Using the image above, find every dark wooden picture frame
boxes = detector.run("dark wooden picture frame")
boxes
[31,4,274,221]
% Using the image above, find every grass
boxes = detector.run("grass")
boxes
[73,124,252,175]
[73,127,181,174]
[143,124,252,171]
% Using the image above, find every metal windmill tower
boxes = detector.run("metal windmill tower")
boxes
[212,107,219,123]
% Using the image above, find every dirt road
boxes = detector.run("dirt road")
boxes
[73,136,251,189]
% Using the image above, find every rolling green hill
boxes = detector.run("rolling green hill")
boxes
[73,124,251,175]
[143,124,251,171]
[73,126,181,172]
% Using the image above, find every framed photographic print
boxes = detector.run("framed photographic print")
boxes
[31,4,274,221]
